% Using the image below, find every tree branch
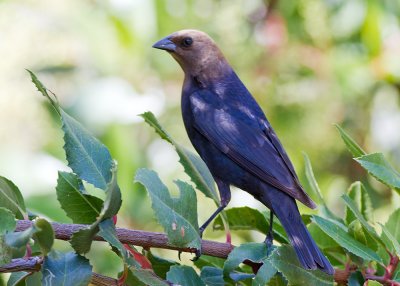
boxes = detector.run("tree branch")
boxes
[15,220,234,258]
[0,257,118,286]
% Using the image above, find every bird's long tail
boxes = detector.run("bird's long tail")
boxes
[260,186,334,275]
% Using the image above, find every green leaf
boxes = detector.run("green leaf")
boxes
[135,169,201,249]
[41,251,92,286]
[308,223,341,251]
[348,271,364,286]
[223,243,268,276]
[367,281,383,286]
[267,275,286,286]
[348,220,378,252]
[200,267,227,286]
[355,153,400,194]
[140,112,219,203]
[70,166,122,254]
[32,218,54,256]
[335,125,366,158]
[213,207,288,243]
[61,109,114,190]
[27,69,60,114]
[213,206,268,233]
[28,70,114,191]
[146,251,179,279]
[253,260,277,286]
[193,255,225,270]
[378,223,400,256]
[0,236,12,265]
[0,176,26,219]
[56,172,103,224]
[167,265,205,286]
[129,269,169,286]
[313,216,382,263]
[303,153,341,222]
[141,112,231,239]
[0,207,16,235]
[380,209,400,255]
[7,271,42,286]
[342,194,384,248]
[345,182,372,225]
[269,245,333,286]
[5,226,36,249]
[98,219,140,268]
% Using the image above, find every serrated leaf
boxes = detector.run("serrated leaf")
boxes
[61,109,114,190]
[213,207,288,243]
[32,218,54,256]
[345,182,372,224]
[267,275,286,286]
[380,209,400,256]
[253,260,277,286]
[140,112,231,239]
[355,153,400,194]
[303,153,341,222]
[0,207,16,235]
[70,166,121,254]
[378,223,400,256]
[313,216,382,263]
[0,176,26,220]
[146,251,178,279]
[348,220,378,252]
[28,70,114,191]
[223,243,268,276]
[200,267,226,286]
[167,265,205,286]
[129,269,169,286]
[335,125,366,158]
[27,70,60,114]
[342,194,384,248]
[41,251,92,286]
[135,169,200,249]
[140,112,219,203]
[308,223,341,251]
[269,245,333,286]
[98,219,140,268]
[56,172,103,224]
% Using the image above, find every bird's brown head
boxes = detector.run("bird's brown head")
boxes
[153,30,229,82]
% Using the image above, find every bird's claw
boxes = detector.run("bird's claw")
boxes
[178,251,182,261]
[191,248,202,262]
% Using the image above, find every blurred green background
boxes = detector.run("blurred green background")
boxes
[1,0,399,280]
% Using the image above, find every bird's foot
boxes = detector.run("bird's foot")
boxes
[264,233,274,256]
[191,247,202,262]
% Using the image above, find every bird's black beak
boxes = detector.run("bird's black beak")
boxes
[152,36,176,52]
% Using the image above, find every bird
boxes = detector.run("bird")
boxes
[152,29,334,275]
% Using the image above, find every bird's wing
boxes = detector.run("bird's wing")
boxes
[190,90,316,209]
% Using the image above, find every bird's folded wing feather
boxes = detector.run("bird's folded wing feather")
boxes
[190,90,316,209]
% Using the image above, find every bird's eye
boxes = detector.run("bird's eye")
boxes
[181,37,193,47]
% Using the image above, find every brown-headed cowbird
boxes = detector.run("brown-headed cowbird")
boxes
[153,30,334,275]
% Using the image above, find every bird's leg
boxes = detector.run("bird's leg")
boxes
[264,211,274,255]
[192,180,231,261]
